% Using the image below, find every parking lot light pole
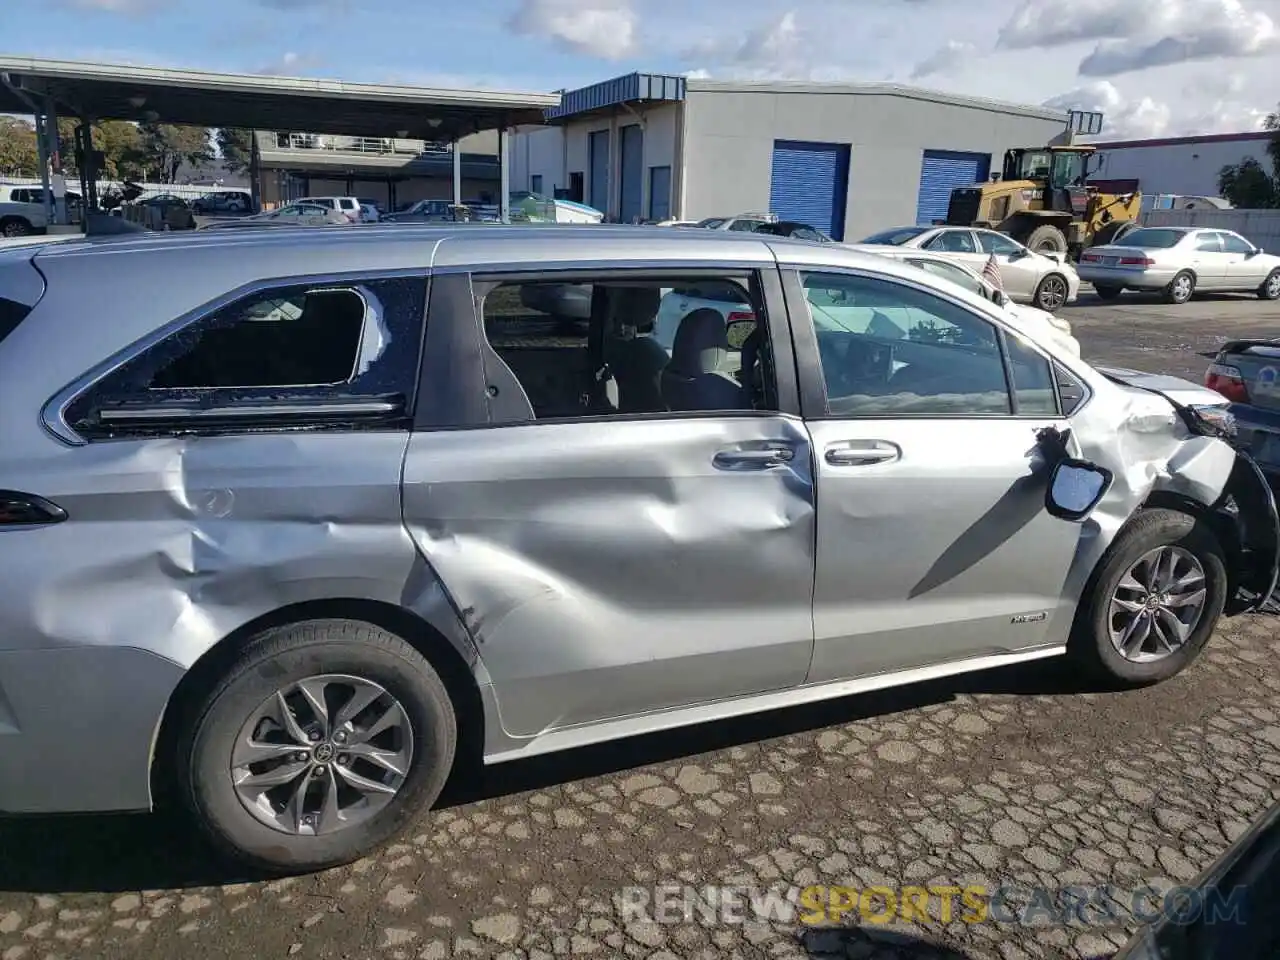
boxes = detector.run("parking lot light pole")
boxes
[452,138,462,209]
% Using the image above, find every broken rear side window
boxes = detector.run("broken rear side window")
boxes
[64,275,427,438]
[0,298,32,348]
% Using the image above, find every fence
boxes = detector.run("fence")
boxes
[1140,208,1280,252]
[268,133,452,157]
[1,177,244,202]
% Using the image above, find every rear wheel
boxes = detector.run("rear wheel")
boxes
[1070,509,1226,687]
[1260,269,1280,301]
[1033,273,1070,311]
[1094,285,1123,301]
[178,619,457,873]
[1163,270,1196,304]
[1024,224,1069,256]
[1,217,32,238]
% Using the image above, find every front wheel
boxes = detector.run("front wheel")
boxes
[1163,270,1195,304]
[1070,508,1227,687]
[178,619,457,873]
[1260,269,1280,301]
[1033,273,1070,311]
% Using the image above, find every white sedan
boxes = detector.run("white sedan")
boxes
[859,225,1080,312]
[1078,226,1280,304]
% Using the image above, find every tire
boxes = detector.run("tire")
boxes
[1163,270,1195,304]
[178,619,457,873]
[1033,273,1070,311]
[1260,269,1280,301]
[1094,285,1123,301]
[1070,508,1227,687]
[1024,223,1068,256]
[1,217,32,238]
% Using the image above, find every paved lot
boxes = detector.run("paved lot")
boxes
[1,290,1278,960]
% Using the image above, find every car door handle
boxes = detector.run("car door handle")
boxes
[713,446,795,469]
[824,441,901,466]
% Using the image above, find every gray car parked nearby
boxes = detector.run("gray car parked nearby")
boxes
[0,225,1275,875]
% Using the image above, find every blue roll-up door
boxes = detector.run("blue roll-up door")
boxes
[619,124,643,223]
[589,130,610,215]
[768,140,851,240]
[915,150,991,225]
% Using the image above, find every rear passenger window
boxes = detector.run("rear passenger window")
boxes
[1053,361,1089,415]
[478,273,777,421]
[0,298,33,347]
[64,277,427,439]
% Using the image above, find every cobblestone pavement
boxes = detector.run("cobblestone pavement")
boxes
[0,294,1277,960]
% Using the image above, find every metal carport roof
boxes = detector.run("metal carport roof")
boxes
[0,56,561,141]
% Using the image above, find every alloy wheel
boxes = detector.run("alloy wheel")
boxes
[230,674,414,836]
[1038,275,1068,310]
[1266,273,1280,299]
[1107,546,1207,663]
[1172,274,1193,301]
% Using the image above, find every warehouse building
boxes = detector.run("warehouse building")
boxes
[511,73,1070,240]
[1092,131,1273,200]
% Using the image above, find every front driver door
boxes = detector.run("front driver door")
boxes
[787,267,1081,682]
[401,264,816,740]
[975,230,1040,300]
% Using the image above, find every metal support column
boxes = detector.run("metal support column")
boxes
[43,97,66,226]
[498,126,510,224]
[452,139,462,208]
[32,112,53,227]
[80,120,98,211]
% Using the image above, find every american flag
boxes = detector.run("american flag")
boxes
[982,253,1004,290]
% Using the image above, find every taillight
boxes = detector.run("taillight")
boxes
[1080,253,1101,262]
[1118,255,1154,266]
[726,310,755,323]
[1205,362,1250,403]
[0,491,68,527]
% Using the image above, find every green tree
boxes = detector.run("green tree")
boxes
[1217,104,1280,208]
[55,119,147,181]
[135,123,214,183]
[0,116,39,177]
[215,128,254,174]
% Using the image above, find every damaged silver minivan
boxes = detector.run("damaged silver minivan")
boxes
[0,226,1275,873]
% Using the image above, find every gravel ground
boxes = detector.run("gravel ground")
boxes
[0,288,1277,960]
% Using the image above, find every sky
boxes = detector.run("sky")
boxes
[5,0,1278,140]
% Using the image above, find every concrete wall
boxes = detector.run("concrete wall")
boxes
[679,85,1066,240]
[1096,137,1269,198]
[1140,208,1280,252]
[510,102,681,218]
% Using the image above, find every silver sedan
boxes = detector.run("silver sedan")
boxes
[858,225,1080,312]
[1078,226,1280,304]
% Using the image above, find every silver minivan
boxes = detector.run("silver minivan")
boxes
[0,226,1275,873]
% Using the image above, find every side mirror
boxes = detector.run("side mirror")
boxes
[1046,458,1113,522]
[1008,248,1029,260]
[992,289,1010,307]
[1249,247,1263,257]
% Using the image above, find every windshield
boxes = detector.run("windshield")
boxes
[1115,228,1187,249]
[860,226,929,245]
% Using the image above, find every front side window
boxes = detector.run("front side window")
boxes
[975,231,1022,256]
[800,271,1011,417]
[479,272,776,421]
[924,230,977,254]
[64,276,427,439]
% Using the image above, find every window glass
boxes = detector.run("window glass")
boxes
[975,231,1022,256]
[480,274,774,420]
[906,258,984,296]
[66,277,427,437]
[1054,361,1088,416]
[800,272,1011,416]
[924,230,977,254]
[1194,233,1222,253]
[1119,228,1186,249]
[861,226,929,246]
[728,219,761,231]
[1219,232,1254,254]
[1004,333,1059,416]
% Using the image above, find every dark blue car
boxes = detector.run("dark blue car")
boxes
[1206,338,1280,480]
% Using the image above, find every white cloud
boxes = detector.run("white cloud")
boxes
[681,11,890,82]
[998,0,1280,76]
[1044,78,1269,138]
[910,40,977,80]
[507,0,637,60]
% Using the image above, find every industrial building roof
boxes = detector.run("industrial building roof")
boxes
[0,56,561,141]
